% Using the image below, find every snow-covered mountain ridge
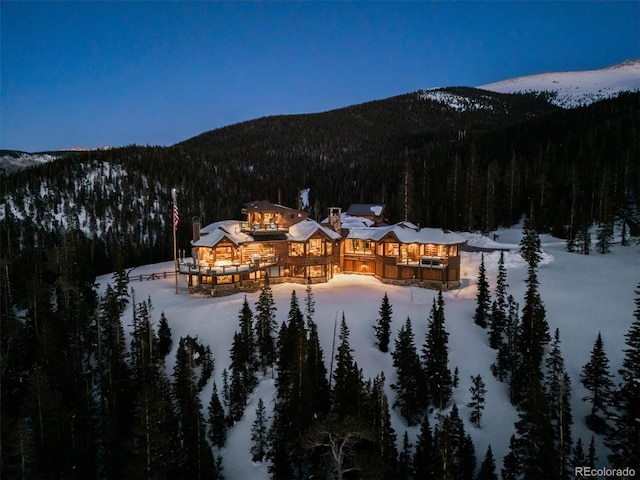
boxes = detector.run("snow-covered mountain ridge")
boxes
[478,60,640,108]
[0,151,62,174]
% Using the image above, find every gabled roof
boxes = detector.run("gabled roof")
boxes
[287,218,342,242]
[346,203,386,218]
[193,218,341,247]
[193,220,252,247]
[346,221,466,245]
[244,200,307,217]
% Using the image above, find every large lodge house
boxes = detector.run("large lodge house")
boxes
[179,200,465,296]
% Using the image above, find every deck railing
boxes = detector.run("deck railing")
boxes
[240,221,289,234]
[179,255,278,276]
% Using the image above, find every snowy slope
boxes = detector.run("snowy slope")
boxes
[97,229,640,479]
[479,60,640,108]
[0,151,61,174]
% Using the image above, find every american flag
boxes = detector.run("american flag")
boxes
[172,188,179,229]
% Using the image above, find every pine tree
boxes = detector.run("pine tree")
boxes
[580,332,614,431]
[304,283,315,326]
[575,224,591,255]
[250,398,269,462]
[519,213,542,267]
[512,263,550,405]
[422,292,452,410]
[544,328,573,479]
[397,431,413,480]
[476,445,498,480]
[572,438,586,477]
[391,317,424,425]
[371,373,397,476]
[448,404,476,479]
[468,374,487,427]
[172,336,217,479]
[255,274,277,375]
[268,408,293,480]
[501,434,520,480]
[512,375,559,479]
[413,414,439,479]
[157,311,173,358]
[493,295,519,386]
[306,315,331,417]
[473,253,491,328]
[129,375,180,479]
[488,252,508,349]
[229,297,258,420]
[332,314,361,417]
[595,221,614,254]
[373,292,393,352]
[588,434,597,469]
[606,281,640,469]
[208,383,227,448]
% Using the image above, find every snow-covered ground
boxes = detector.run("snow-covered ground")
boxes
[97,228,640,479]
[479,60,640,108]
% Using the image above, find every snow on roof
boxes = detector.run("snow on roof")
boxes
[193,220,252,247]
[346,222,466,245]
[287,218,341,242]
[194,218,341,247]
[346,204,385,217]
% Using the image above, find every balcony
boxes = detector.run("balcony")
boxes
[397,256,448,269]
[240,221,289,235]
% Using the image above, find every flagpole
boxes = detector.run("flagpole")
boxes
[172,188,179,294]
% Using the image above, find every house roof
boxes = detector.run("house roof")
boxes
[244,200,307,217]
[287,218,342,242]
[346,221,466,245]
[193,218,340,248]
[346,203,386,218]
[193,220,252,247]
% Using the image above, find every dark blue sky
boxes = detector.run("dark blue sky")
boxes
[2,1,638,152]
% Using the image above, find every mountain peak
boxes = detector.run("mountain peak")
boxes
[478,61,640,108]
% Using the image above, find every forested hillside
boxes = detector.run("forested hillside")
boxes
[1,84,640,479]
[2,90,638,278]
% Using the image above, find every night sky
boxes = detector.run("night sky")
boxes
[2,1,638,152]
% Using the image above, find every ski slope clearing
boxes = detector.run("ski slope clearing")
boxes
[97,229,640,479]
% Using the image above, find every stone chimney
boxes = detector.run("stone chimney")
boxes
[193,216,201,242]
[328,207,342,233]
